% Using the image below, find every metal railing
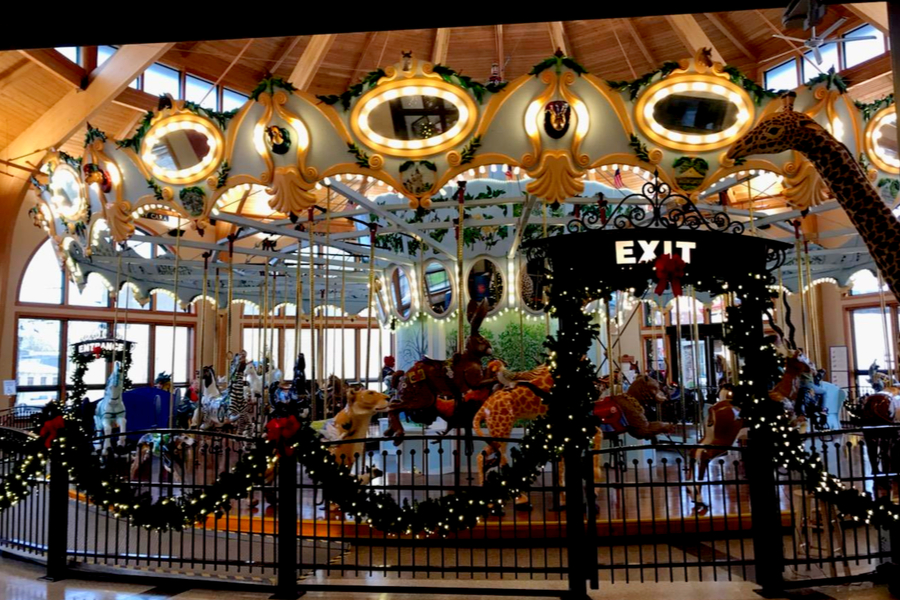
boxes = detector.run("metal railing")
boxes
[0,423,898,598]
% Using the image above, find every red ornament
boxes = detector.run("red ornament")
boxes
[39,415,65,449]
[653,254,686,297]
[266,415,301,456]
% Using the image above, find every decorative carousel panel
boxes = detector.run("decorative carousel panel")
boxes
[635,74,754,153]
[47,161,88,224]
[422,259,454,317]
[865,104,899,175]
[390,265,414,321]
[467,257,504,313]
[140,112,225,186]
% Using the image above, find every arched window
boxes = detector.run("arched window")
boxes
[19,239,63,304]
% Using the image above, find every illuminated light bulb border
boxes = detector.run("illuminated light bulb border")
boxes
[634,74,754,153]
[139,114,226,185]
[350,79,478,158]
[864,104,899,174]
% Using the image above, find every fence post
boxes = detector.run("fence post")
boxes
[273,451,301,599]
[887,521,900,595]
[563,446,590,600]
[745,434,784,595]
[43,450,68,581]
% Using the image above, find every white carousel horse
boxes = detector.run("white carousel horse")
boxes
[191,366,232,430]
[94,361,126,452]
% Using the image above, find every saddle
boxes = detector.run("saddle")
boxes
[593,397,627,434]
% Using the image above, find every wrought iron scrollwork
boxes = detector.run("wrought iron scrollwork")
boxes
[567,175,745,235]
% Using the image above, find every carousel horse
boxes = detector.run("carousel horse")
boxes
[768,348,815,416]
[384,299,497,442]
[854,389,900,494]
[191,366,232,430]
[688,387,747,509]
[94,361,126,452]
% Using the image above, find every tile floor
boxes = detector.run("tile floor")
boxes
[0,555,894,600]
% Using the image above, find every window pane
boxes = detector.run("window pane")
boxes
[15,391,58,408]
[68,274,109,307]
[802,43,839,82]
[116,323,150,385]
[97,45,115,66]
[16,319,61,388]
[154,326,191,383]
[185,75,217,110]
[325,328,357,380]
[66,321,110,387]
[852,307,896,374]
[844,24,885,68]
[362,328,392,381]
[20,240,63,304]
[849,270,888,295]
[117,286,149,310]
[222,88,248,112]
[764,60,798,91]
[153,291,187,313]
[243,327,279,372]
[143,63,180,98]
[55,47,79,63]
[243,303,260,316]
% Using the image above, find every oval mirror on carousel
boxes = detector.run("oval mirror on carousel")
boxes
[140,114,224,185]
[422,260,453,316]
[865,105,899,174]
[520,257,547,312]
[390,267,412,321]
[351,80,477,157]
[467,257,503,313]
[49,162,87,221]
[635,75,753,152]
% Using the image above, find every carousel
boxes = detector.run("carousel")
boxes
[7,42,900,596]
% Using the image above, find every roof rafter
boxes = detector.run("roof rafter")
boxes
[846,2,889,35]
[665,14,724,63]
[703,13,755,61]
[288,34,335,91]
[547,22,569,55]
[622,19,656,67]
[432,28,451,64]
[18,49,86,89]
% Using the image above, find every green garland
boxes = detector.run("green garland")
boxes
[182,101,238,129]
[628,134,651,163]
[606,61,681,100]
[458,136,481,165]
[855,94,894,122]
[67,343,133,404]
[529,52,589,78]
[431,65,508,104]
[84,124,108,146]
[250,75,297,101]
[117,112,154,152]
[347,142,371,168]
[721,65,781,105]
[316,69,386,111]
[877,177,900,199]
[58,151,83,170]
[215,160,231,190]
[805,66,848,94]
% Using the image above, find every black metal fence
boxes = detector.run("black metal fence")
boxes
[0,423,898,598]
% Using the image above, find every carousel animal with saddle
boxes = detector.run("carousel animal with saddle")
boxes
[384,299,498,442]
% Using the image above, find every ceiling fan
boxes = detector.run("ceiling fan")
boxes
[770,16,877,65]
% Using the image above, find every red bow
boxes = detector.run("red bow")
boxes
[654,254,686,297]
[92,345,103,358]
[266,415,301,456]
[39,415,65,449]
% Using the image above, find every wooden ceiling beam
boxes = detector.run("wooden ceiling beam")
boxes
[843,53,891,89]
[432,28,451,64]
[666,14,724,63]
[0,59,34,96]
[0,41,174,343]
[704,13,755,61]
[548,22,569,55]
[346,31,377,87]
[18,48,87,89]
[112,86,158,113]
[846,2,889,35]
[287,34,335,91]
[623,19,656,67]
[495,25,505,79]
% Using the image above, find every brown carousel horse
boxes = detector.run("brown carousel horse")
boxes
[857,389,900,495]
[384,299,497,443]
[688,386,746,510]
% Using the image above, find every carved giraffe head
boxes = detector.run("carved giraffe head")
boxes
[726,92,826,160]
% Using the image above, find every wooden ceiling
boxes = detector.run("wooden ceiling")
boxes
[0,5,892,194]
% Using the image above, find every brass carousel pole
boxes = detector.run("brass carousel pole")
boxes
[199,252,210,383]
[308,209,317,416]
[456,184,465,352]
[690,286,703,439]
[365,225,377,390]
[878,271,895,383]
[169,216,183,428]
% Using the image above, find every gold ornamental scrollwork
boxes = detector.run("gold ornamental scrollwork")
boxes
[265,166,320,214]
[525,151,584,203]
[782,152,831,209]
